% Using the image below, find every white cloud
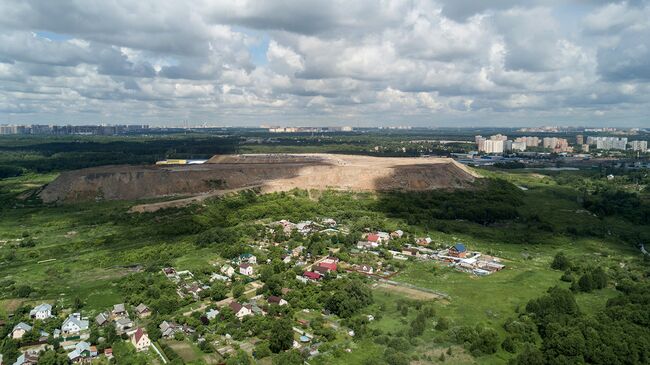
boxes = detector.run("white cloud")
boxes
[0,0,648,126]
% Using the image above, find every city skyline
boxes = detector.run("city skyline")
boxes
[1,1,649,127]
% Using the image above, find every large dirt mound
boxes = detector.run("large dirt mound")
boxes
[39,154,480,203]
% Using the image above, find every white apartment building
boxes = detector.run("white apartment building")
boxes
[628,140,648,152]
[588,136,628,150]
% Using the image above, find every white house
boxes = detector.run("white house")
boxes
[29,303,52,320]
[11,322,32,340]
[61,313,89,336]
[229,302,253,319]
[221,265,235,277]
[239,263,254,276]
[131,328,151,352]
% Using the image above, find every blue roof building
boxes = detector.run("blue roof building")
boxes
[453,243,466,253]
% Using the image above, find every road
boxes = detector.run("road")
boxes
[150,343,168,364]
[129,186,262,213]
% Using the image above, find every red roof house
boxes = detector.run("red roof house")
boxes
[303,271,322,280]
[367,234,380,243]
[318,262,337,271]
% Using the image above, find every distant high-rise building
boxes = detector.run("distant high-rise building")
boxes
[504,140,513,151]
[511,141,527,152]
[589,136,627,150]
[514,136,540,147]
[576,134,584,145]
[476,135,506,154]
[628,140,648,152]
[483,140,504,154]
[543,137,572,152]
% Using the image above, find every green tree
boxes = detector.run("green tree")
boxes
[578,274,594,292]
[551,252,571,270]
[591,267,607,289]
[269,318,294,353]
[232,283,245,299]
[254,341,272,359]
[436,317,450,330]
[36,350,69,365]
[225,350,252,365]
[272,350,303,365]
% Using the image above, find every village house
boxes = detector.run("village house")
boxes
[281,254,292,264]
[210,273,230,282]
[135,303,150,318]
[239,253,257,264]
[162,267,177,278]
[274,219,296,234]
[417,237,433,246]
[267,296,288,306]
[29,303,52,320]
[67,341,97,363]
[313,265,330,276]
[206,308,220,320]
[239,263,254,276]
[115,317,134,333]
[104,348,113,359]
[159,321,181,338]
[230,302,253,319]
[303,271,322,281]
[95,312,109,326]
[292,246,305,257]
[296,221,318,235]
[391,230,404,238]
[322,218,337,227]
[186,284,203,299]
[366,233,382,244]
[61,313,89,336]
[11,351,39,365]
[221,264,235,277]
[11,323,32,340]
[131,328,151,352]
[357,241,378,250]
[357,265,374,274]
[112,303,128,318]
[449,243,468,258]
[318,258,337,270]
[401,247,419,257]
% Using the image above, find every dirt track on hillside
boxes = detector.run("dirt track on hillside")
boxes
[39,154,480,205]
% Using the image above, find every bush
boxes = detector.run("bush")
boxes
[551,252,571,270]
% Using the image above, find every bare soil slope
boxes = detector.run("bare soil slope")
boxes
[39,154,479,203]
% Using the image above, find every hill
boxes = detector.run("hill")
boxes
[39,154,480,203]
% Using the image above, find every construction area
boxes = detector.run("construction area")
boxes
[39,154,480,205]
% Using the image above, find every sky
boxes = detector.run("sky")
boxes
[0,0,649,127]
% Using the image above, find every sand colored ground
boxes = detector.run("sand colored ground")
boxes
[39,154,480,205]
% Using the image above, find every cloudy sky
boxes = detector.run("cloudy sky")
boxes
[0,0,649,127]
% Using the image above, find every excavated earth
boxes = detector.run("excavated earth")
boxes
[39,154,480,205]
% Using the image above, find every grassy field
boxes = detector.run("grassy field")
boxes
[161,339,222,364]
